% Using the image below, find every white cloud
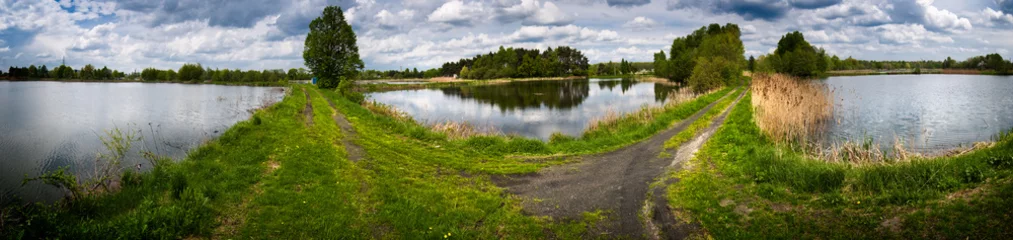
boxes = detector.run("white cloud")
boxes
[427,0,487,26]
[919,0,972,32]
[982,8,1013,27]
[496,0,572,25]
[623,16,658,31]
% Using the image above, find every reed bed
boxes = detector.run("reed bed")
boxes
[751,73,833,145]
[429,120,501,140]
[363,100,414,123]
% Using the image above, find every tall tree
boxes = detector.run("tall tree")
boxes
[304,6,363,89]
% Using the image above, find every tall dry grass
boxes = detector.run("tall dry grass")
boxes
[363,100,414,123]
[750,73,834,146]
[430,121,501,139]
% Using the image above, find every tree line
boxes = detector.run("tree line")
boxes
[138,64,313,82]
[3,63,315,83]
[653,23,746,92]
[749,31,1013,77]
[588,59,644,76]
[440,46,589,80]
[4,64,127,80]
[360,68,442,80]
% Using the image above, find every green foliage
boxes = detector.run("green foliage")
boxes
[178,63,205,82]
[688,57,731,93]
[757,31,829,77]
[656,23,744,91]
[304,6,363,89]
[440,46,588,79]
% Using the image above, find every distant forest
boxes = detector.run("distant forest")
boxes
[439,46,590,79]
[3,63,314,83]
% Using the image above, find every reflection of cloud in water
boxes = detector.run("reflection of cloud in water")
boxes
[368,79,672,140]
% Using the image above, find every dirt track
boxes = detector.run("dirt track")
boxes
[494,89,746,239]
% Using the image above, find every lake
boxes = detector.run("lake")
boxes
[822,74,1013,154]
[366,78,680,140]
[0,81,285,204]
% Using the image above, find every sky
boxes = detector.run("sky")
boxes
[0,0,1011,72]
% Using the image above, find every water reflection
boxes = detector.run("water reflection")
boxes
[440,79,590,111]
[367,78,678,140]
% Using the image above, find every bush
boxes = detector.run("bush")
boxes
[178,63,205,82]
[688,57,729,93]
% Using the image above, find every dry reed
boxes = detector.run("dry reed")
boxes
[429,120,501,139]
[750,73,833,146]
[363,100,414,123]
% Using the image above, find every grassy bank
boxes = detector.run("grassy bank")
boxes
[666,91,1013,238]
[2,85,612,238]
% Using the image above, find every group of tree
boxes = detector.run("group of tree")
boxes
[360,68,442,80]
[138,65,312,83]
[752,31,831,78]
[4,64,126,80]
[439,46,589,80]
[588,59,648,76]
[653,23,746,92]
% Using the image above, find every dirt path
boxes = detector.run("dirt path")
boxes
[317,90,366,162]
[302,88,313,126]
[647,90,746,239]
[494,89,745,239]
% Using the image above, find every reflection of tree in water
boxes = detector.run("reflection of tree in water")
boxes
[440,79,591,112]
[597,78,681,102]
[654,83,681,102]
[596,78,636,93]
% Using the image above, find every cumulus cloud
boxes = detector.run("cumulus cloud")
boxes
[427,0,487,26]
[623,16,658,30]
[496,0,574,26]
[375,9,415,29]
[876,24,954,45]
[885,0,972,32]
[982,7,1013,27]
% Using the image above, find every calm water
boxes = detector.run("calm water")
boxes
[367,78,680,140]
[822,74,1013,154]
[0,81,285,204]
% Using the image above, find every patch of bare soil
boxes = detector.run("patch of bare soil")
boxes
[321,91,366,162]
[302,88,313,126]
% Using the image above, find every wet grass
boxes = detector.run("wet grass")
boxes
[667,91,1013,238]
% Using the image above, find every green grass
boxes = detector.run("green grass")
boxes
[666,92,1013,238]
[662,87,742,150]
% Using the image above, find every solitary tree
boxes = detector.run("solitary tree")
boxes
[304,6,363,89]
